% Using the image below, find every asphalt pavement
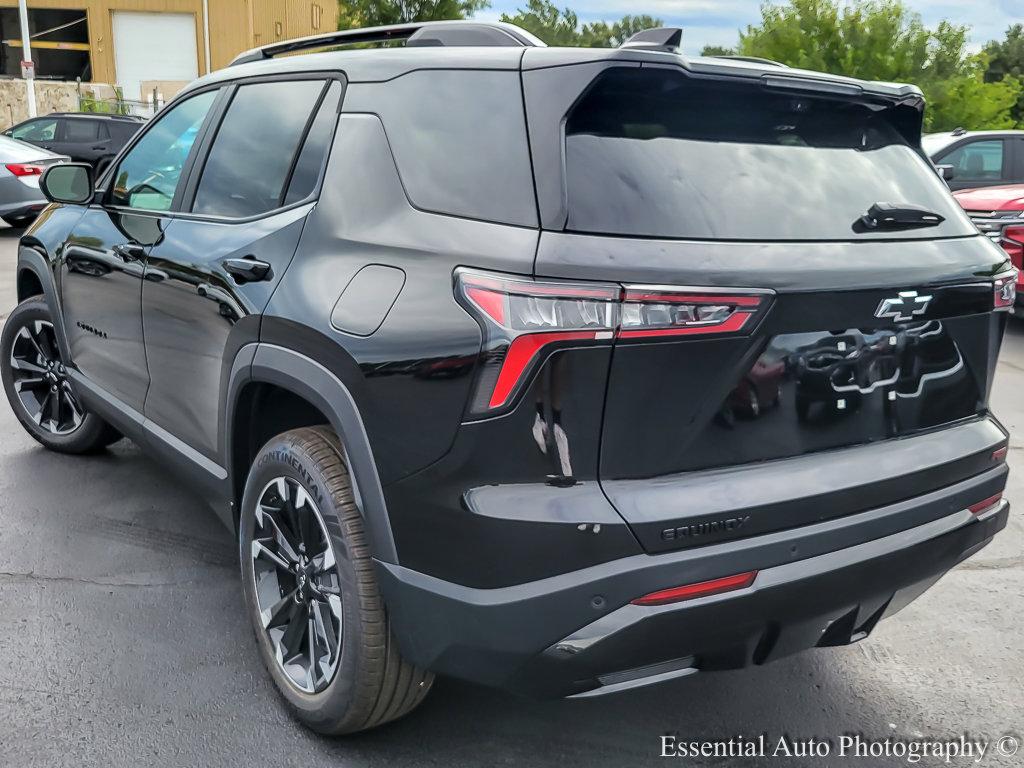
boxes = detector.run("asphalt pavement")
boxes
[0,223,1021,767]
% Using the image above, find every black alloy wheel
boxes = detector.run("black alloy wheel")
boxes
[250,475,344,693]
[8,319,83,435]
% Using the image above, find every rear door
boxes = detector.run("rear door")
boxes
[524,59,1010,552]
[141,76,342,460]
[50,117,107,164]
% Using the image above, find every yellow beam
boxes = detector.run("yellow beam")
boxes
[4,39,90,51]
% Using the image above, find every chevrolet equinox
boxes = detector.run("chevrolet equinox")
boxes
[0,21,1013,734]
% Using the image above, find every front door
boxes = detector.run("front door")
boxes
[142,78,342,459]
[59,88,220,412]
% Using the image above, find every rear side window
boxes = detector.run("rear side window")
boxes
[564,68,973,240]
[192,79,327,218]
[284,80,342,205]
[367,70,537,227]
[62,118,99,141]
[939,140,1005,182]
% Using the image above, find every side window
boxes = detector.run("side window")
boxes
[283,81,342,205]
[940,140,1006,182]
[63,119,100,142]
[192,79,327,218]
[11,118,57,141]
[110,90,217,211]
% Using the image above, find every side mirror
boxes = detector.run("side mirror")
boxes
[936,164,955,182]
[40,163,93,205]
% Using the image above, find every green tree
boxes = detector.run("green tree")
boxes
[500,0,662,48]
[338,0,490,30]
[701,45,736,56]
[984,24,1024,125]
[735,0,1021,130]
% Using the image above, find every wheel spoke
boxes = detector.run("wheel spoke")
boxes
[295,485,317,551]
[13,376,45,392]
[10,357,46,374]
[256,505,301,563]
[62,386,83,428]
[251,539,293,572]
[48,387,61,427]
[311,546,336,575]
[33,391,51,425]
[279,601,308,661]
[311,598,339,662]
[34,322,56,361]
[260,587,298,629]
[18,326,47,363]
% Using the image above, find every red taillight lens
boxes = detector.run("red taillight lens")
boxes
[5,163,44,177]
[456,270,771,414]
[620,287,765,338]
[631,571,757,606]
[968,493,1002,515]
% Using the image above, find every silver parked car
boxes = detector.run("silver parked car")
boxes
[0,134,68,227]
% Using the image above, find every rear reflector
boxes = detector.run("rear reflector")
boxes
[456,269,772,414]
[5,163,44,177]
[631,571,757,606]
[992,446,1008,463]
[968,493,1002,515]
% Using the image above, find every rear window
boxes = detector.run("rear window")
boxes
[564,68,973,241]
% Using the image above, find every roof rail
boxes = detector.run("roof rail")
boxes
[620,27,682,53]
[230,20,545,66]
[710,55,788,68]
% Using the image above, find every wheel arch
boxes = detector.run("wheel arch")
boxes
[227,343,398,564]
[15,244,72,362]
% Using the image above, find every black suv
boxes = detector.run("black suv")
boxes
[4,112,144,173]
[1,21,1013,734]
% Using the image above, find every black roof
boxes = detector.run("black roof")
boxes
[180,20,921,104]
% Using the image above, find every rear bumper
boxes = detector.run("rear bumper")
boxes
[376,469,1008,698]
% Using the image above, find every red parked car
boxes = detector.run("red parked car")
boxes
[954,185,1024,300]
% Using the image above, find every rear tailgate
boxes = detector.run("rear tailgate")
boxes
[524,54,1012,553]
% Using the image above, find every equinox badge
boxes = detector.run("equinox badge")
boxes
[875,290,932,322]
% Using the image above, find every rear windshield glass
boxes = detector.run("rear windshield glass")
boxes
[564,68,972,241]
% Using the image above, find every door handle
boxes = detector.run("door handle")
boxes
[112,243,145,262]
[223,257,272,283]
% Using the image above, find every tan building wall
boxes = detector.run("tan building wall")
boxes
[0,0,337,84]
[0,78,79,129]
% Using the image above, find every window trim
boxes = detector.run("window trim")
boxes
[177,71,346,224]
[94,70,345,222]
[95,86,229,213]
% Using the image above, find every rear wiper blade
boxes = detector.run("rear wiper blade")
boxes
[854,202,945,233]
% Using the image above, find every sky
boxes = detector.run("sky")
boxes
[474,0,1023,56]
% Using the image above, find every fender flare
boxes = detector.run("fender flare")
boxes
[15,245,72,362]
[227,343,399,564]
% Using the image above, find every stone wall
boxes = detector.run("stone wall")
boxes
[0,79,82,130]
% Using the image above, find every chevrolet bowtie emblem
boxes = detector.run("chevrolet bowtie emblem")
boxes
[875,290,932,322]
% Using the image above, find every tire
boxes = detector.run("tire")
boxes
[1,298,121,453]
[239,426,433,734]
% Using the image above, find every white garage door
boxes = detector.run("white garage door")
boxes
[112,12,198,101]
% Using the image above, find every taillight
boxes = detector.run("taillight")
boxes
[5,163,44,177]
[631,571,757,606]
[994,271,1017,310]
[620,287,764,338]
[456,269,771,414]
